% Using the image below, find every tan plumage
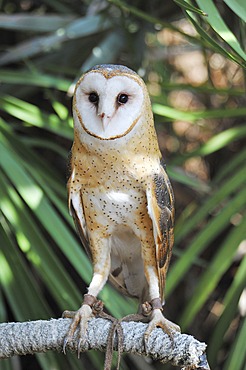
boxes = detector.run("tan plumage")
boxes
[64,64,180,355]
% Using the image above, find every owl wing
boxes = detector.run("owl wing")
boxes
[146,159,175,303]
[69,199,92,260]
[67,165,92,261]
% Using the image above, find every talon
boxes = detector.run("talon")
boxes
[77,337,83,358]
[63,337,68,354]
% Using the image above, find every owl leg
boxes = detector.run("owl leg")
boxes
[142,250,180,346]
[63,237,111,356]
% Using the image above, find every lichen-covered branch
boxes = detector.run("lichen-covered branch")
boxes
[0,317,210,369]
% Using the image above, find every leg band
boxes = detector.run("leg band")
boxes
[150,297,163,310]
[83,294,97,307]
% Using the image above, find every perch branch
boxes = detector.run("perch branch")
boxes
[0,317,210,369]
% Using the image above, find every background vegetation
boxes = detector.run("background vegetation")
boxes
[0,0,245,369]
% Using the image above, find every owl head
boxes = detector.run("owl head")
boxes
[73,64,153,141]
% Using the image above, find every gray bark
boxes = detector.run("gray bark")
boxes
[0,317,210,369]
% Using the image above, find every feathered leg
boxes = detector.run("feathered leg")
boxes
[63,236,111,356]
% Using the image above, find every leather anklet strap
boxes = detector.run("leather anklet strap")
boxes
[83,294,97,307]
[150,297,163,310]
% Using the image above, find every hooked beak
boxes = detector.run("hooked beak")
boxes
[98,112,111,131]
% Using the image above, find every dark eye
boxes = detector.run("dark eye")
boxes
[88,92,99,104]
[117,94,128,104]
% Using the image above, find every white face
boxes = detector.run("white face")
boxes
[74,72,144,140]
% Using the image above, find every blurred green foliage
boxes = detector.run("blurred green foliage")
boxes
[0,1,245,370]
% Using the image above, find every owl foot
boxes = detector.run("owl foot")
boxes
[142,298,181,349]
[62,294,123,369]
[62,294,102,357]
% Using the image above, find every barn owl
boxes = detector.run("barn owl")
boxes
[63,64,180,356]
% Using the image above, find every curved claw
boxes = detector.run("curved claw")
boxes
[63,337,69,354]
[77,337,84,358]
